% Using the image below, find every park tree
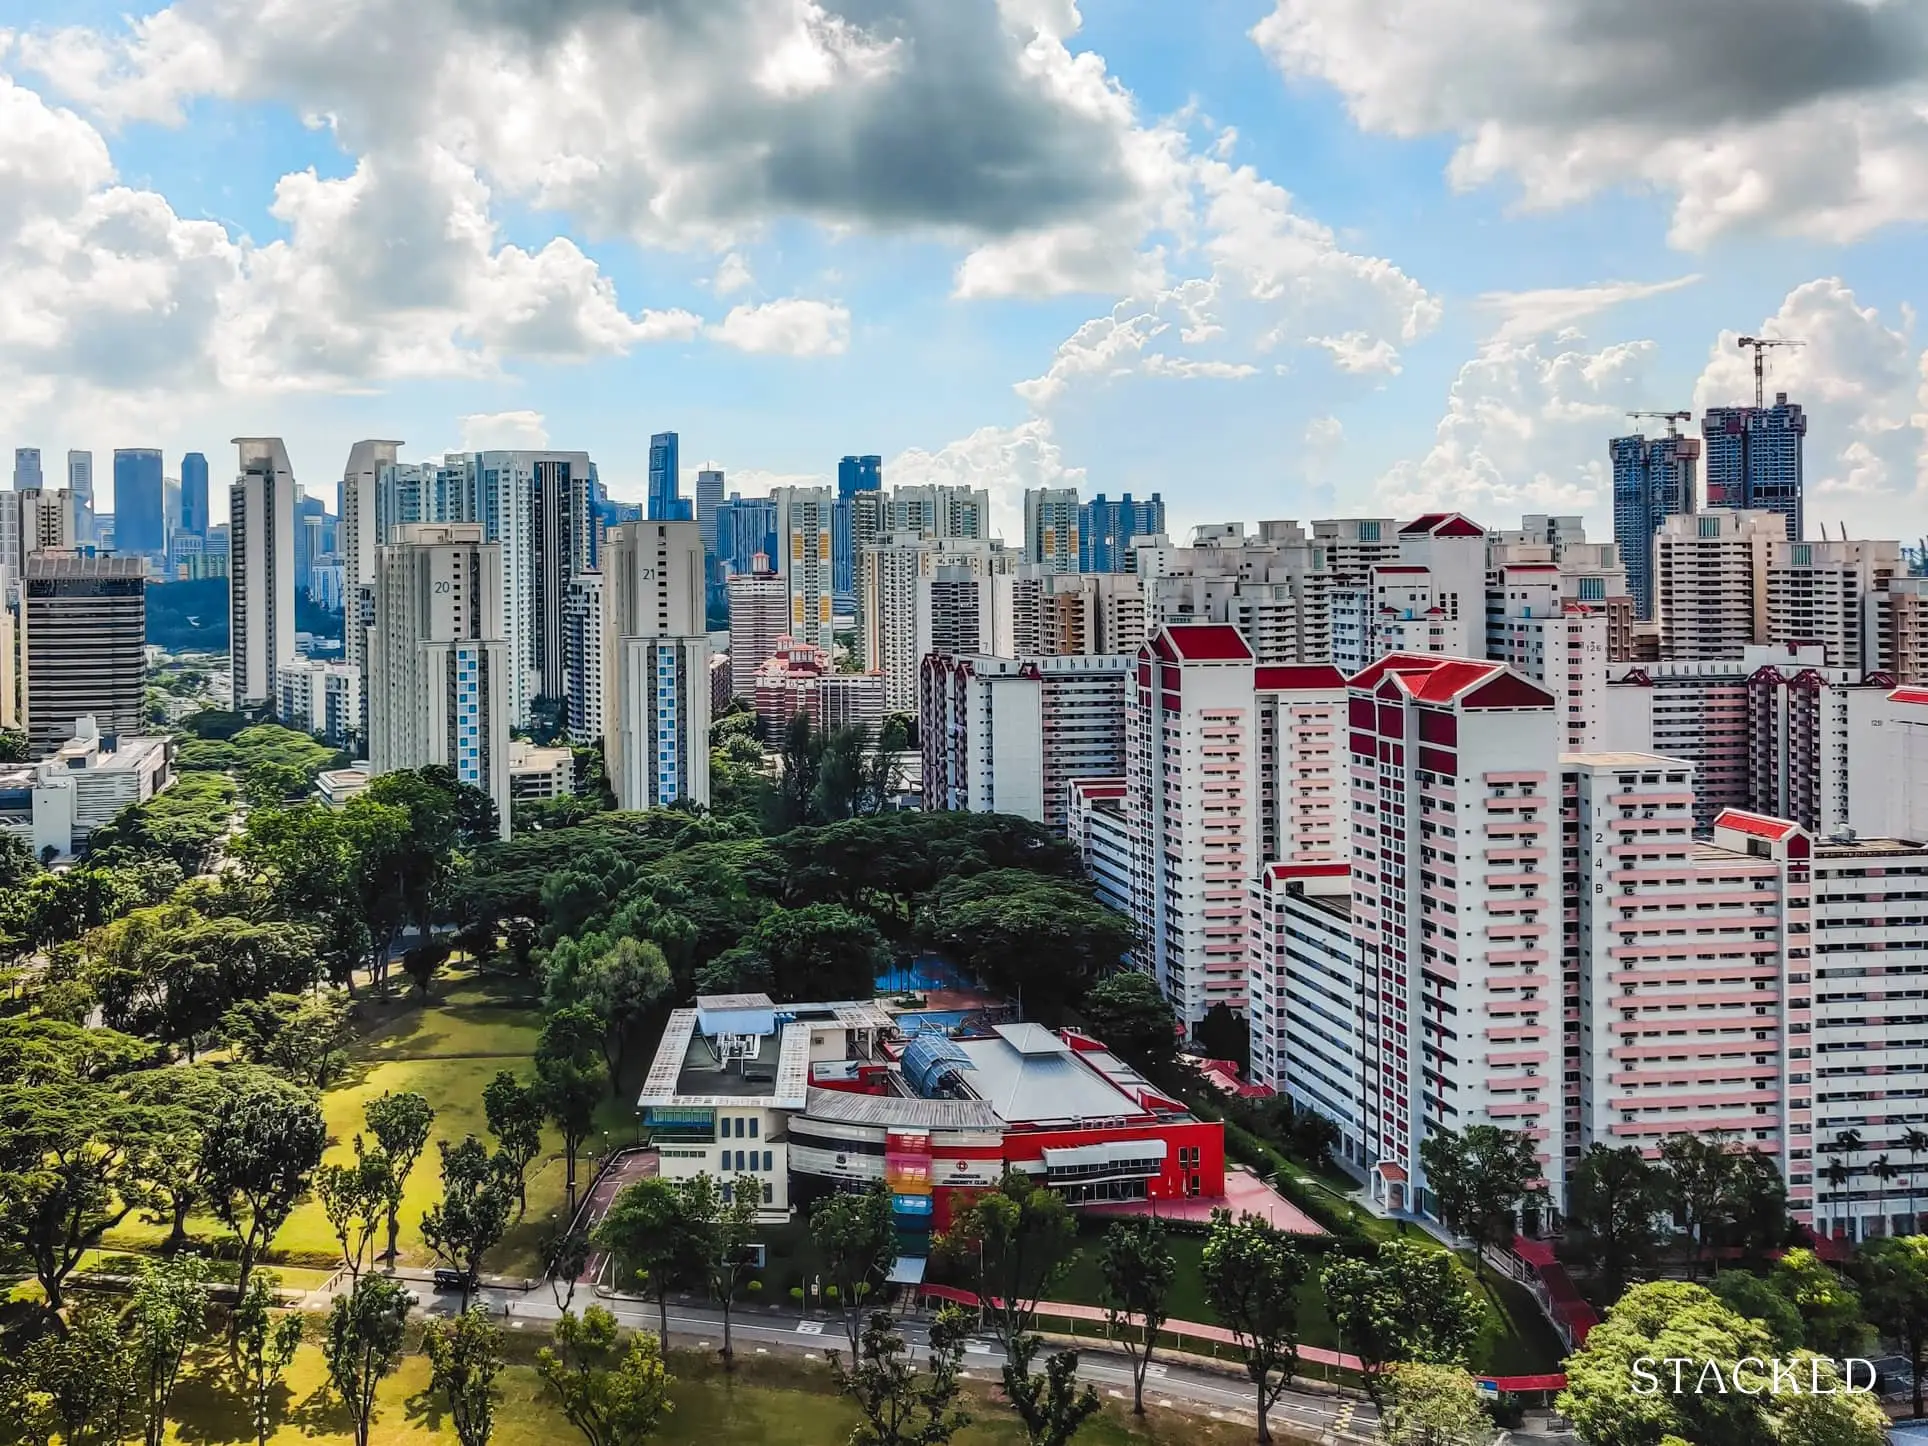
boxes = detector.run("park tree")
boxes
[127,1255,210,1446]
[829,1308,973,1446]
[197,1069,328,1306]
[1567,1144,1670,1297]
[1381,1363,1495,1446]
[1002,1336,1101,1446]
[684,1171,764,1367]
[1557,1281,1775,1446]
[1709,1270,1805,1353]
[324,1274,412,1446]
[545,935,672,1095]
[1321,1242,1481,1412]
[232,1271,306,1446]
[1418,1124,1545,1275]
[1769,1355,1891,1446]
[118,1062,225,1254]
[595,1174,705,1343]
[316,1138,396,1280]
[424,1308,505,1446]
[697,904,887,1001]
[919,871,1136,1019]
[0,1082,151,1310]
[544,1224,593,1310]
[536,1004,609,1213]
[1201,1209,1308,1446]
[1078,972,1174,1070]
[810,1184,901,1354]
[221,992,354,1089]
[421,1135,515,1309]
[1852,1234,1928,1420]
[1097,1216,1176,1414]
[939,1168,1079,1350]
[19,1302,139,1446]
[483,1071,547,1216]
[1772,1247,1868,1358]
[1657,1131,1791,1275]
[537,1307,675,1446]
[364,1089,435,1264]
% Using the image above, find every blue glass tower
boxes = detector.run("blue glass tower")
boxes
[648,432,689,521]
[112,448,167,556]
[1701,396,1806,541]
[837,454,882,499]
[1610,432,1700,621]
[1079,492,1164,572]
[180,452,209,538]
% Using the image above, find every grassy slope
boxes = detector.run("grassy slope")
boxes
[103,972,648,1276]
[161,1337,1279,1446]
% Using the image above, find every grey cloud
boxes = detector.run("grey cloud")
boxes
[1556,0,1928,129]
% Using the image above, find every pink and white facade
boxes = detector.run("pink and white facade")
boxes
[1127,625,1264,1027]
[1250,861,1361,1162]
[1255,664,1350,866]
[1564,763,1797,1179]
[1487,563,1610,753]
[1347,653,1563,1214]
[1330,513,1487,675]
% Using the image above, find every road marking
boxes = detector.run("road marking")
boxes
[795,1321,823,1335]
[965,1342,993,1355]
[757,1347,769,1354]
[1144,1364,1168,1378]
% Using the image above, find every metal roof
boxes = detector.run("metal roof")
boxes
[802,1088,1002,1131]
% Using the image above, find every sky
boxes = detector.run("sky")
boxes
[1,0,1926,547]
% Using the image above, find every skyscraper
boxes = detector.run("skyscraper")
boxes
[603,520,710,811]
[113,449,166,557]
[338,439,405,690]
[715,493,778,576]
[179,452,209,539]
[21,553,147,756]
[1703,395,1807,541]
[772,486,836,651]
[647,432,687,521]
[1080,493,1165,573]
[66,452,93,545]
[1023,487,1080,574]
[12,449,41,491]
[1610,429,1701,620]
[367,522,512,836]
[838,455,883,499]
[695,467,725,558]
[229,438,297,709]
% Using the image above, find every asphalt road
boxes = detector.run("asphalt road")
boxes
[406,1280,1379,1444]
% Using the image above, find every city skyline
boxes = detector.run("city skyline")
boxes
[0,3,1924,549]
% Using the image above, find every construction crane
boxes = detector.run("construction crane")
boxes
[1736,335,1805,408]
[1626,409,1692,436]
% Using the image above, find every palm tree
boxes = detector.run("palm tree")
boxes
[1873,1154,1901,1237]
[1823,1158,1852,1241]
[1902,1127,1928,1233]
[1831,1129,1866,1242]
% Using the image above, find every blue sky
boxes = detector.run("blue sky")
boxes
[2,0,1925,544]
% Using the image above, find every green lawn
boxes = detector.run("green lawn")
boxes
[158,1333,1285,1446]
[103,971,647,1277]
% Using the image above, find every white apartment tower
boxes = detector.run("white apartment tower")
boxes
[339,439,405,684]
[604,521,711,813]
[1023,487,1080,574]
[726,564,789,685]
[564,572,606,745]
[1486,562,1610,753]
[1766,538,1899,674]
[366,523,512,837]
[773,486,835,651]
[1654,509,1782,660]
[229,438,297,709]
[1330,514,1488,674]
[1127,625,1264,1028]
[861,536,1016,712]
[1348,654,1563,1215]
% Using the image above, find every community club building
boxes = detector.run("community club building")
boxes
[638,993,1226,1271]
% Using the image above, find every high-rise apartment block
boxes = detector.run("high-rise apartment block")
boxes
[603,521,710,812]
[1654,509,1781,660]
[564,572,606,745]
[1022,488,1080,574]
[113,449,166,558]
[367,523,512,836]
[772,486,836,652]
[1329,513,1486,673]
[1704,395,1807,540]
[20,553,146,758]
[229,438,297,710]
[1610,430,1701,620]
[726,563,789,684]
[860,537,1015,711]
[1486,562,1609,753]
[752,637,886,738]
[1766,538,1899,673]
[1012,570,1146,657]
[276,659,362,746]
[1080,493,1164,573]
[919,652,1131,833]
[339,439,405,685]
[716,494,777,577]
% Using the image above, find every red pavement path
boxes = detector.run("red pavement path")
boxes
[576,1148,659,1284]
[917,1285,1565,1393]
